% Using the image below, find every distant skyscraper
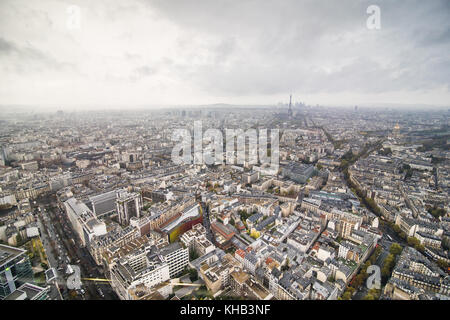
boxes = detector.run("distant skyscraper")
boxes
[288,94,293,119]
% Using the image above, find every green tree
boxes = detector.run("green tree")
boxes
[392,224,401,234]
[406,237,425,252]
[351,274,365,289]
[341,291,352,300]
[189,268,198,282]
[407,237,419,247]
[381,265,391,278]
[15,233,24,246]
[428,206,446,219]
[389,243,402,256]
[367,288,381,300]
[415,244,425,253]
[381,253,396,279]
[437,259,449,270]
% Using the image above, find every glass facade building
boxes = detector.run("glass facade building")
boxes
[0,244,34,299]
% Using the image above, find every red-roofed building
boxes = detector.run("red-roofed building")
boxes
[235,249,246,264]
[265,257,273,265]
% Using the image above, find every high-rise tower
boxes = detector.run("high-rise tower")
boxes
[288,94,293,118]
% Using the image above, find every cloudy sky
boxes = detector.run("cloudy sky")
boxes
[0,0,449,108]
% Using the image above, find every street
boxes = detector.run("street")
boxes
[35,199,118,300]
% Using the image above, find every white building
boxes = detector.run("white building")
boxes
[160,242,189,278]
[64,197,107,247]
[180,223,215,256]
[110,247,170,300]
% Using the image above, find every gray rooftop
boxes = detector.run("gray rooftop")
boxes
[0,244,26,267]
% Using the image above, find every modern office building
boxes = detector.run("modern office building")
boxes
[160,203,203,243]
[0,244,33,299]
[4,282,50,300]
[89,190,118,217]
[281,162,316,184]
[116,190,143,226]
[159,242,189,278]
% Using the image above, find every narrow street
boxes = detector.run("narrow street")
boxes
[36,209,63,300]
[201,202,214,243]
[35,199,118,300]
[48,204,119,300]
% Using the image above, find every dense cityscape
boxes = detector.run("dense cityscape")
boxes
[1,0,449,311]
[1,104,449,301]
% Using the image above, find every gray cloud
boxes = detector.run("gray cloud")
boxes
[142,0,450,97]
[0,0,449,106]
[0,37,15,53]
[0,36,74,74]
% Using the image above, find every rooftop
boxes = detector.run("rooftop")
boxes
[0,244,26,267]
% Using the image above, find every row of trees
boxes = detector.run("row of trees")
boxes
[364,288,381,300]
[390,222,426,252]
[339,245,383,300]
[390,223,449,271]
[238,209,252,222]
[341,140,384,171]
[427,206,447,219]
[406,236,425,253]
[343,168,382,217]
[320,126,346,149]
[381,243,403,283]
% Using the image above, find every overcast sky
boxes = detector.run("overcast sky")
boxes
[0,0,449,108]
